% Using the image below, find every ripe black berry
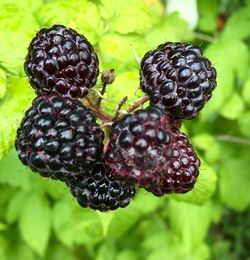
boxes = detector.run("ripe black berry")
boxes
[105,106,200,195]
[140,42,217,119]
[67,163,136,212]
[15,95,104,181]
[24,24,99,98]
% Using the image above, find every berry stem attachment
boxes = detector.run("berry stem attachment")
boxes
[113,96,128,121]
[126,95,150,113]
[83,94,149,127]
[83,97,112,122]
[97,69,116,107]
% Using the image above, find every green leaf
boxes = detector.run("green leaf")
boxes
[7,242,35,260]
[99,34,149,72]
[197,0,218,33]
[0,0,43,12]
[147,236,210,260]
[0,149,31,190]
[0,246,6,260]
[37,0,104,44]
[106,190,163,238]
[191,243,210,260]
[142,232,171,251]
[116,250,139,260]
[201,39,249,119]
[53,199,103,246]
[6,190,29,224]
[192,134,215,151]
[100,0,152,34]
[72,206,103,245]
[106,203,142,239]
[238,111,250,138]
[132,190,165,214]
[219,159,250,211]
[220,93,245,120]
[45,180,68,201]
[96,241,116,260]
[168,200,212,253]
[171,158,217,205]
[148,247,178,260]
[101,70,143,114]
[45,242,74,260]
[222,6,250,41]
[145,12,193,49]
[53,200,75,247]
[0,77,35,159]
[0,222,6,231]
[0,4,39,74]
[19,195,51,256]
[242,77,250,105]
[0,235,7,260]
[0,69,6,99]
[97,211,115,237]
[144,0,164,25]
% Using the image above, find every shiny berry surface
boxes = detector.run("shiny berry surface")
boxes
[105,106,200,195]
[24,25,99,98]
[15,95,104,181]
[140,42,217,119]
[67,163,136,212]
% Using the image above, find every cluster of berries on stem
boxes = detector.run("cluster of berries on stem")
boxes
[15,25,217,212]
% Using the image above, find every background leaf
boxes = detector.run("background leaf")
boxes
[219,159,250,211]
[0,69,6,99]
[0,4,39,74]
[222,5,250,40]
[0,77,35,159]
[100,0,153,34]
[19,194,51,256]
[197,0,218,33]
[37,0,104,44]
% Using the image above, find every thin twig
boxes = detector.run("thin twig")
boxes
[97,83,107,107]
[84,97,112,122]
[193,32,216,43]
[97,69,116,107]
[126,95,150,113]
[215,135,250,145]
[113,96,128,121]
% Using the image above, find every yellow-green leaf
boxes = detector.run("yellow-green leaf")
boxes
[0,69,6,99]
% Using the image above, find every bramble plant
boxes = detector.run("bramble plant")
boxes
[0,0,250,259]
[15,24,217,211]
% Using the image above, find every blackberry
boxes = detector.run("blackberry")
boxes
[105,106,199,196]
[67,163,136,212]
[24,24,99,98]
[15,95,104,181]
[140,42,217,119]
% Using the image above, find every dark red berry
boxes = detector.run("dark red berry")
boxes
[105,106,200,196]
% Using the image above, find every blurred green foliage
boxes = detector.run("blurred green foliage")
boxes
[0,0,249,259]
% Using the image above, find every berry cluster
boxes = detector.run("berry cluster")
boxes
[15,25,217,212]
